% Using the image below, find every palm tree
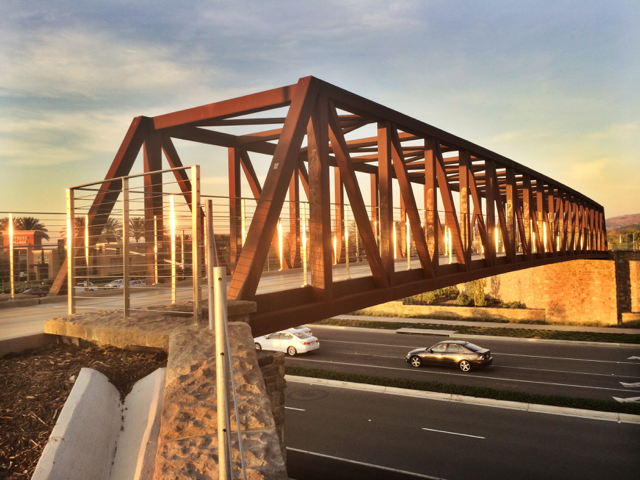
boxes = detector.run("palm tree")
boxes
[129,217,146,243]
[14,217,50,241]
[58,217,85,241]
[0,216,50,240]
[99,218,122,244]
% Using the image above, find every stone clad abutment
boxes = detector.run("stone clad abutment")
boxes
[483,251,640,324]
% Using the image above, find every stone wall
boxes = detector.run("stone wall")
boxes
[44,300,290,479]
[481,251,640,325]
[256,351,287,463]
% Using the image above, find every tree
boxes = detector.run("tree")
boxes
[129,217,146,243]
[0,216,50,241]
[99,218,122,244]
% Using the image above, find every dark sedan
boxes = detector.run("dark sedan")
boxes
[21,288,48,297]
[406,340,493,372]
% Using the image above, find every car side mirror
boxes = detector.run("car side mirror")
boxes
[427,349,432,353]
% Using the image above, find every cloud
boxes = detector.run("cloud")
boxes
[0,24,221,106]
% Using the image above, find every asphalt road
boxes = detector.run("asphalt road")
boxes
[285,326,640,402]
[284,381,640,480]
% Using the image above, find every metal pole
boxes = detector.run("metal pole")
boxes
[301,202,307,286]
[191,165,201,323]
[84,215,89,284]
[170,195,176,304]
[214,263,231,479]
[66,190,75,314]
[122,179,130,317]
[206,201,215,330]
[241,198,246,246]
[345,209,349,279]
[154,215,159,285]
[9,214,14,300]
[355,219,359,262]
[406,212,410,270]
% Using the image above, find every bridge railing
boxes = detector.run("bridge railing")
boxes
[62,166,203,321]
[0,211,67,298]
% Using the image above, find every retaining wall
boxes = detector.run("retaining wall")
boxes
[478,251,640,325]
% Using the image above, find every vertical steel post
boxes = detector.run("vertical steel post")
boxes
[241,198,246,246]
[154,215,159,285]
[66,189,75,315]
[214,262,231,479]
[206,200,215,329]
[9,214,14,300]
[191,165,201,323]
[406,212,410,270]
[84,215,89,283]
[345,208,350,278]
[301,202,308,286]
[122,178,130,317]
[170,194,176,304]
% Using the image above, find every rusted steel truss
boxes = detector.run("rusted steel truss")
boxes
[51,76,608,336]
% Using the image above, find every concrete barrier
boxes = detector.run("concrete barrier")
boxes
[32,367,167,480]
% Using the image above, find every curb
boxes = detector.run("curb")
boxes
[0,333,58,358]
[285,375,640,425]
[312,324,640,347]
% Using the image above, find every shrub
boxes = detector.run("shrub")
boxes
[455,293,473,306]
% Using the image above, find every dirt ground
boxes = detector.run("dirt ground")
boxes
[0,342,168,480]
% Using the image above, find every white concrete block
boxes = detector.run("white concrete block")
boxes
[110,368,166,480]
[32,368,122,480]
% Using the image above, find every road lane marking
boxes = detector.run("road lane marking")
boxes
[620,382,640,388]
[320,340,640,365]
[285,407,306,411]
[317,350,640,379]
[612,396,640,403]
[287,447,447,480]
[421,427,485,439]
[495,365,640,380]
[290,358,640,394]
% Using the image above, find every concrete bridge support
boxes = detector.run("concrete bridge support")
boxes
[482,251,640,325]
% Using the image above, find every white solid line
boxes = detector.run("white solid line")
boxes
[421,427,485,440]
[287,447,447,480]
[285,406,306,411]
[620,382,640,387]
[292,358,640,394]
[319,349,640,380]
[612,396,640,403]
[321,339,640,365]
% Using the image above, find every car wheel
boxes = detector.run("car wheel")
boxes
[287,346,297,356]
[410,356,422,368]
[459,359,471,372]
[255,343,261,351]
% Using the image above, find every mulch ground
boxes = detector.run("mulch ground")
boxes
[0,342,167,480]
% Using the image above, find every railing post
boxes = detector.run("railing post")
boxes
[9,214,14,300]
[191,165,201,323]
[301,202,308,286]
[213,262,231,478]
[122,178,130,317]
[66,189,75,315]
[170,194,176,304]
[344,209,349,278]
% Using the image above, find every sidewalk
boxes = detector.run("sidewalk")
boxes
[334,314,640,335]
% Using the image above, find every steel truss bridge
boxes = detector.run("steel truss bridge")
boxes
[51,76,607,336]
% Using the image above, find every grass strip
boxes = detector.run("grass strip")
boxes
[285,365,640,416]
[316,318,640,344]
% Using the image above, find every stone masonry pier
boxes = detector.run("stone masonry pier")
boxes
[44,301,288,479]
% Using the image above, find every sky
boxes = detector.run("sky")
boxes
[1,0,638,219]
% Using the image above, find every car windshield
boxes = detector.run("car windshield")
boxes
[293,332,311,339]
[463,342,483,352]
